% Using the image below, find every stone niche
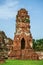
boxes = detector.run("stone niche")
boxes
[8,8,39,60]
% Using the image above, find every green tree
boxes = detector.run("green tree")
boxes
[33,39,43,51]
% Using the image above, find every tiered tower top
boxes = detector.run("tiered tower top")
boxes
[16,8,30,23]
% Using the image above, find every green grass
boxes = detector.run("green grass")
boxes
[0,60,43,65]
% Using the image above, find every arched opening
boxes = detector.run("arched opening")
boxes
[21,38,25,49]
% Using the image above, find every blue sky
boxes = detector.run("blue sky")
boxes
[0,0,43,39]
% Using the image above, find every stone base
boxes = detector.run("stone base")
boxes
[8,49,39,60]
[0,60,5,63]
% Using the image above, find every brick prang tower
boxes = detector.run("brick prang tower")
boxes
[9,8,39,60]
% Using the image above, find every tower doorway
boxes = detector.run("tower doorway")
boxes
[21,38,25,49]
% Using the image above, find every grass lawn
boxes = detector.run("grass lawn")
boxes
[0,60,43,65]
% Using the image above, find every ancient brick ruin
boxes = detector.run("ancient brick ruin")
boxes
[8,8,39,60]
[0,31,13,63]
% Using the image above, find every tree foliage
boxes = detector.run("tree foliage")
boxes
[33,39,43,51]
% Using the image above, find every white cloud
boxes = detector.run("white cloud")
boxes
[0,0,19,19]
